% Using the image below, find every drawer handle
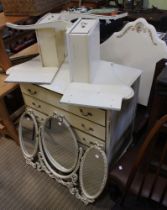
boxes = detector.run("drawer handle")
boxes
[27,89,37,95]
[32,102,41,109]
[81,124,94,132]
[82,138,94,145]
[79,109,92,117]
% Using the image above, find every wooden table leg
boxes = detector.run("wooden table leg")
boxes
[0,98,19,145]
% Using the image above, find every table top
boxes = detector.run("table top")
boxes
[0,12,28,29]
[5,56,141,110]
[6,56,141,93]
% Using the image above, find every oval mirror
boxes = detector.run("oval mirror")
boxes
[80,146,108,200]
[19,111,39,159]
[41,115,79,173]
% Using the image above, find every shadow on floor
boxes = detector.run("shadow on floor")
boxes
[111,192,166,210]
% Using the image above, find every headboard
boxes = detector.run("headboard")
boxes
[101,18,167,106]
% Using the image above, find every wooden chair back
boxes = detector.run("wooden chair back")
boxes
[123,114,167,206]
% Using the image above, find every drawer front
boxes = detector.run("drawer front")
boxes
[20,84,106,126]
[29,108,105,150]
[23,94,106,140]
[28,107,47,123]
[74,129,105,150]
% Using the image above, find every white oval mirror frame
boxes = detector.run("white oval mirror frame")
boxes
[19,110,39,159]
[79,146,108,200]
[41,115,79,174]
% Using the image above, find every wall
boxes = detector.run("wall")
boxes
[148,0,167,9]
[109,0,167,9]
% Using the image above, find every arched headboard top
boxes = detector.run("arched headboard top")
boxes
[101,18,167,106]
[114,18,163,45]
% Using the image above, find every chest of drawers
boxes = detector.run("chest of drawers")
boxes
[20,78,139,164]
[15,53,141,204]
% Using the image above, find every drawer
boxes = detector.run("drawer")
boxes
[20,84,106,126]
[28,108,105,150]
[23,94,106,140]
[27,107,47,123]
[74,129,105,150]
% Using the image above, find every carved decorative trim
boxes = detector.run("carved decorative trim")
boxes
[79,146,108,200]
[73,188,95,205]
[20,111,108,205]
[148,29,157,46]
[116,20,157,46]
[38,152,79,187]
[38,142,83,180]
[25,157,42,171]
[23,142,106,205]
[40,113,80,174]
[117,25,133,38]
[19,109,39,159]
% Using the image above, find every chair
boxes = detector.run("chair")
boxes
[0,30,20,144]
[146,59,167,130]
[109,114,167,208]
[0,31,38,144]
[101,18,167,139]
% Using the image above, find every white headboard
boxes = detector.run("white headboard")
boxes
[101,18,167,106]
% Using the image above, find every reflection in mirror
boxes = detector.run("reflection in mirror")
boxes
[19,112,38,158]
[42,116,78,173]
[80,146,108,200]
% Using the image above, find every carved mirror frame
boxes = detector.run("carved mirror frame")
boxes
[40,113,79,174]
[39,113,83,179]
[79,146,108,201]
[19,111,108,205]
[19,109,39,160]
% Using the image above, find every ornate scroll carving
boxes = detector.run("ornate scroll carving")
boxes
[116,19,158,46]
[25,157,42,171]
[20,110,108,205]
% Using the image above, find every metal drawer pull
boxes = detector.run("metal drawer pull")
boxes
[27,89,37,95]
[79,108,92,117]
[81,124,94,132]
[32,102,41,109]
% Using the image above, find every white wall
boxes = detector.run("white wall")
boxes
[109,0,167,9]
[148,0,167,9]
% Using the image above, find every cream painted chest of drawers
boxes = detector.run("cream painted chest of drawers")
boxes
[14,54,141,204]
[20,78,139,164]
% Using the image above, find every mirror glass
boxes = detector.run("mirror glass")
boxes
[19,112,38,157]
[42,116,78,173]
[80,146,107,199]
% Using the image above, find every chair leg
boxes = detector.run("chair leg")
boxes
[0,98,19,145]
